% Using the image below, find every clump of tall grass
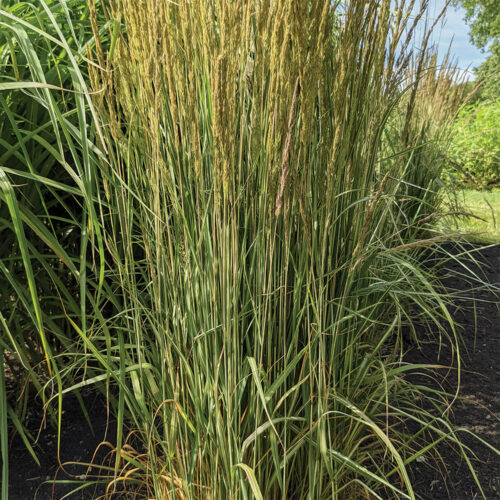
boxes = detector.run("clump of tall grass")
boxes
[383,48,468,237]
[0,0,492,498]
[81,0,480,497]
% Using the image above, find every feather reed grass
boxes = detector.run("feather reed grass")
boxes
[0,0,494,498]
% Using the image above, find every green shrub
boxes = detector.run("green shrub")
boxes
[447,100,500,188]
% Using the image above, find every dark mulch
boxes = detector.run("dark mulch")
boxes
[7,391,116,499]
[5,244,499,499]
[405,243,500,499]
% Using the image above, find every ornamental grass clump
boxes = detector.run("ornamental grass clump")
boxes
[82,0,476,497]
[383,49,468,235]
[0,0,490,499]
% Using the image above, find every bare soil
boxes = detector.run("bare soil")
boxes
[404,243,500,499]
[7,390,116,499]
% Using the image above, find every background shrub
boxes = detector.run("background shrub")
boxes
[446,100,500,188]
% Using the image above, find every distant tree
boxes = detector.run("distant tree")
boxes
[455,0,499,48]
[454,0,500,100]
[475,43,500,101]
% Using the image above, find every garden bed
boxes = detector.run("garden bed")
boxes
[8,390,114,499]
[405,243,499,499]
[6,244,499,499]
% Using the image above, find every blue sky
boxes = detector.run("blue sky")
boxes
[427,0,489,78]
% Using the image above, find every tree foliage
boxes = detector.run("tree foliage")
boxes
[455,0,499,48]
[475,44,500,102]
[454,0,500,101]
